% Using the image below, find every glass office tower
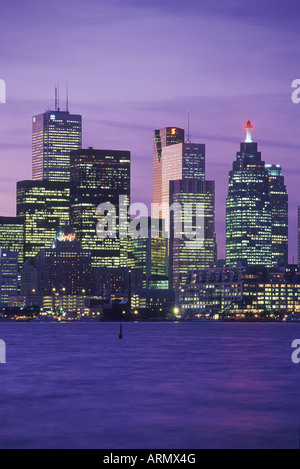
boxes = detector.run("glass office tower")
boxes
[32,109,82,182]
[0,217,24,270]
[132,217,168,289]
[70,147,131,268]
[153,127,206,233]
[265,164,288,266]
[169,179,215,294]
[226,121,272,267]
[153,127,185,211]
[17,180,70,261]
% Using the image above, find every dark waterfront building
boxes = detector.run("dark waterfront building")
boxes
[0,216,24,270]
[265,164,288,266]
[70,147,131,268]
[226,121,272,267]
[180,264,300,320]
[108,288,175,319]
[0,249,18,308]
[17,180,70,261]
[21,224,93,298]
[93,267,143,297]
[32,107,82,182]
[169,179,215,295]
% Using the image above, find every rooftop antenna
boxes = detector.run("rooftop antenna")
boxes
[66,78,69,112]
[55,85,58,111]
[57,82,60,111]
[186,109,191,143]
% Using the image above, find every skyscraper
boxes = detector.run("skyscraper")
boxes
[265,164,288,266]
[0,249,18,307]
[226,121,272,267]
[32,105,82,182]
[153,127,185,211]
[169,179,215,294]
[132,217,168,289]
[70,147,131,268]
[0,216,24,270]
[17,180,70,261]
[153,127,206,232]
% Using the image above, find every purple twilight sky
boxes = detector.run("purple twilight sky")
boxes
[1,0,300,261]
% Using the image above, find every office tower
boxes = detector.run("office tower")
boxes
[265,164,288,266]
[0,249,18,307]
[153,127,205,229]
[32,105,82,182]
[169,179,215,294]
[70,147,131,268]
[226,121,272,267]
[132,217,168,289]
[0,217,24,270]
[153,127,185,210]
[21,224,93,297]
[17,180,70,261]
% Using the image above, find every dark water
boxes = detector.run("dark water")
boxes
[0,321,300,449]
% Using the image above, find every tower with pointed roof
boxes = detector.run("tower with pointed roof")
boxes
[225,121,272,267]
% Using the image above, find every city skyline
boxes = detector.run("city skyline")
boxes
[0,100,296,261]
[1,0,300,262]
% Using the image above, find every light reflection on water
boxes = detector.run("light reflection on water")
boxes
[0,322,299,449]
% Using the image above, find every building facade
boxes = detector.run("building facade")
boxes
[153,126,185,213]
[153,127,206,232]
[17,180,70,261]
[32,109,82,182]
[265,164,288,266]
[21,225,93,300]
[180,264,300,320]
[226,121,272,267]
[0,216,24,270]
[0,249,18,308]
[132,217,168,289]
[70,147,131,268]
[169,179,216,295]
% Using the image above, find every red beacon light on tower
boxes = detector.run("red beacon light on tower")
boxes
[244,120,254,143]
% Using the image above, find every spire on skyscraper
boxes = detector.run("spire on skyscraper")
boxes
[244,120,254,143]
[66,78,69,112]
[186,109,191,143]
